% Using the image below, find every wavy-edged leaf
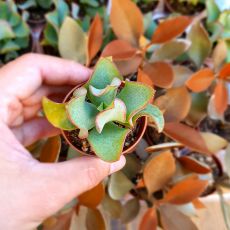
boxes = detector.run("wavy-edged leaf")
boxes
[133,104,164,132]
[144,151,176,194]
[102,39,137,60]
[164,122,212,155]
[40,136,61,163]
[186,68,215,93]
[110,0,144,46]
[87,14,103,66]
[151,16,192,44]
[67,96,98,138]
[85,57,123,89]
[178,156,211,174]
[78,182,105,209]
[137,68,153,86]
[151,39,191,61]
[88,122,130,162]
[58,17,87,64]
[219,63,230,80]
[86,208,105,230]
[108,171,134,200]
[187,22,211,67]
[121,198,140,224]
[42,97,75,130]
[139,208,157,230]
[214,80,228,115]
[118,81,154,125]
[143,62,174,88]
[154,86,191,122]
[161,177,208,205]
[96,99,126,133]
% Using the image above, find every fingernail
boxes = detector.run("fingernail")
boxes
[109,155,126,174]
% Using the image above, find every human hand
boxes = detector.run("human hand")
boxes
[0,54,125,229]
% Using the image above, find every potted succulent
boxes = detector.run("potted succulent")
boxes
[42,57,164,162]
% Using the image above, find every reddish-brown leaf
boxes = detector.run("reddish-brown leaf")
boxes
[161,177,208,205]
[214,80,228,115]
[178,156,211,174]
[219,63,230,80]
[110,0,144,46]
[143,62,174,88]
[192,199,206,209]
[164,122,212,155]
[154,86,191,122]
[40,136,61,163]
[151,16,192,44]
[102,39,137,60]
[78,182,105,209]
[87,14,103,65]
[137,68,153,86]
[143,151,176,194]
[139,208,157,230]
[186,68,215,92]
[86,208,106,230]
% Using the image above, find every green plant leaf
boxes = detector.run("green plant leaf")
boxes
[67,95,98,138]
[43,24,58,47]
[42,97,75,130]
[108,171,134,200]
[95,98,127,133]
[132,104,164,132]
[13,21,29,37]
[58,17,87,64]
[85,57,123,89]
[0,40,19,54]
[9,12,21,27]
[117,81,154,125]
[88,122,130,162]
[0,20,15,40]
[187,22,211,67]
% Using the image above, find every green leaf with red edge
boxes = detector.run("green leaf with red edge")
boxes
[132,104,164,132]
[219,63,230,80]
[186,68,215,93]
[87,14,103,66]
[66,95,98,139]
[151,16,192,44]
[110,0,144,46]
[40,136,61,163]
[187,22,211,67]
[117,81,154,125]
[42,97,75,130]
[88,122,130,162]
[139,208,158,230]
[85,57,123,89]
[86,208,105,230]
[164,122,213,155]
[142,62,174,88]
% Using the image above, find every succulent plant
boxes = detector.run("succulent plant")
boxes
[42,57,164,162]
[17,0,53,10]
[0,0,30,62]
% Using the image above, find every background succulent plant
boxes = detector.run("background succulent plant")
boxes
[43,57,164,162]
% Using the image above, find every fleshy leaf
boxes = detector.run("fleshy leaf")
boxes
[96,99,127,133]
[0,20,15,40]
[66,96,98,138]
[117,81,154,125]
[88,122,130,162]
[42,97,75,130]
[139,208,158,230]
[72,86,87,98]
[132,104,164,132]
[85,57,123,89]
[58,17,87,64]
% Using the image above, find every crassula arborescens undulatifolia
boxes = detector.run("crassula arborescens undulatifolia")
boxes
[42,57,164,162]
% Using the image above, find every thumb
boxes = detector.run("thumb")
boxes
[38,156,126,215]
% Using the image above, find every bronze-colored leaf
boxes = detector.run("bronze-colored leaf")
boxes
[219,63,230,80]
[146,143,184,153]
[78,182,105,209]
[143,62,174,88]
[164,122,212,155]
[192,199,206,209]
[86,208,105,230]
[137,68,153,86]
[102,39,137,60]
[151,16,192,44]
[212,40,227,71]
[161,177,208,205]
[186,68,215,93]
[172,65,193,88]
[87,14,103,66]
[143,151,176,194]
[154,86,191,122]
[40,136,61,163]
[139,208,157,230]
[110,0,144,46]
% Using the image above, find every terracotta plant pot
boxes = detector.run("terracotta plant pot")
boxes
[61,85,148,158]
